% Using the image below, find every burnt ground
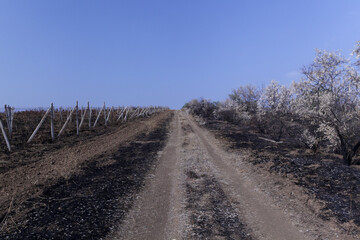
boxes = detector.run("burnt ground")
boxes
[204,119,360,232]
[1,110,353,239]
[185,170,253,240]
[0,113,173,239]
[111,111,256,240]
[180,112,254,240]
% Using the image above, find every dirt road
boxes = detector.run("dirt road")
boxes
[112,111,355,240]
[1,110,356,239]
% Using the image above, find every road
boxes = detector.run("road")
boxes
[109,111,354,240]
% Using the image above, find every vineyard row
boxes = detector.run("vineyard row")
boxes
[0,102,168,152]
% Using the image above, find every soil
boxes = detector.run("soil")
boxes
[110,111,353,239]
[181,117,254,240]
[0,111,173,239]
[185,172,253,239]
[106,112,186,240]
[0,109,127,174]
[204,118,360,237]
[1,110,358,239]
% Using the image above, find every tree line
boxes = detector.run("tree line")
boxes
[184,41,360,166]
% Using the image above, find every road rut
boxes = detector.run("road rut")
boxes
[111,111,353,239]
[108,112,186,239]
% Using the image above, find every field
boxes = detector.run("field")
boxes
[0,109,360,239]
[0,107,169,236]
[0,106,161,172]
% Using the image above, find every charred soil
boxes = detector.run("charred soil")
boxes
[0,111,173,239]
[204,119,360,235]
[185,170,253,240]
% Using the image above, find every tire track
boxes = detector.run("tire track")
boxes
[184,111,358,240]
[183,112,307,240]
[109,112,187,240]
[108,110,349,239]
[180,114,253,239]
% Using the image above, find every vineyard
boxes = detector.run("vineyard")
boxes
[0,105,172,237]
[0,103,167,173]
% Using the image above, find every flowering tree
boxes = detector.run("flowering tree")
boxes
[293,47,360,165]
[353,40,360,66]
[257,80,292,140]
[183,98,217,119]
[214,99,251,123]
[229,85,261,114]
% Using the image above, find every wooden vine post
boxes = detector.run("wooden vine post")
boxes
[104,102,107,126]
[132,108,140,119]
[123,107,130,122]
[4,105,14,139]
[76,101,79,136]
[93,103,105,128]
[117,107,127,122]
[27,106,52,143]
[10,106,14,138]
[88,102,92,130]
[138,108,146,117]
[59,107,63,122]
[79,102,89,130]
[0,119,11,151]
[80,107,83,120]
[58,104,77,137]
[106,106,113,125]
[66,109,70,123]
[50,103,55,141]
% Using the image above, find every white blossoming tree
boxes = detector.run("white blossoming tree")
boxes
[183,98,217,119]
[257,80,292,140]
[229,85,261,114]
[214,99,251,123]
[353,40,360,66]
[293,46,360,165]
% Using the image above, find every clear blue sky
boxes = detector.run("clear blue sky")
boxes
[1,1,360,109]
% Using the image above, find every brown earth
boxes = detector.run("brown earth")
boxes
[0,109,128,174]
[204,117,360,237]
[110,111,356,239]
[1,110,358,239]
[0,111,173,237]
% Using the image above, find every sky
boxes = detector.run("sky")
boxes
[0,1,360,109]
